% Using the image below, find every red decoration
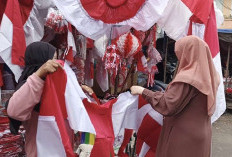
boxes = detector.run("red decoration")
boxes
[116,32,142,58]
[80,0,145,23]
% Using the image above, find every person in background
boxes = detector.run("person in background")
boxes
[130,35,220,157]
[7,42,62,157]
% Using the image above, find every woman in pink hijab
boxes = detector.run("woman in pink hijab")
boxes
[131,35,220,157]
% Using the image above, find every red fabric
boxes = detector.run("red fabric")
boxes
[66,48,74,63]
[204,4,219,58]
[87,38,94,48]
[135,51,146,72]
[182,0,213,24]
[18,0,34,24]
[90,62,94,79]
[118,129,133,156]
[116,32,142,58]
[4,0,33,66]
[136,114,161,153]
[40,62,75,157]
[91,93,101,105]
[187,19,193,36]
[0,64,3,87]
[138,96,149,109]
[145,149,156,157]
[0,0,7,23]
[82,98,117,157]
[0,117,9,124]
[80,0,145,23]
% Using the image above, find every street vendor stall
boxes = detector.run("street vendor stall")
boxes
[218,29,232,109]
[0,0,226,156]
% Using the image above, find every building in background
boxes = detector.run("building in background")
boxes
[215,0,232,29]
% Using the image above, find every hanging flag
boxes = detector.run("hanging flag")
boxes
[0,0,53,81]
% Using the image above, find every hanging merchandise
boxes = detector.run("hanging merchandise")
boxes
[85,50,94,87]
[45,7,68,34]
[96,60,109,92]
[72,25,87,60]
[116,32,142,59]
[71,56,85,85]
[103,44,121,79]
[0,64,3,87]
[103,32,141,78]
[94,35,108,58]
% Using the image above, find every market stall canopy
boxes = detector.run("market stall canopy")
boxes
[218,29,232,70]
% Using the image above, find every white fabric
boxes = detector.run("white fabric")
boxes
[24,0,54,46]
[64,62,96,134]
[53,0,111,40]
[96,60,109,92]
[119,0,169,31]
[37,116,66,157]
[0,14,23,82]
[67,27,77,56]
[212,53,226,123]
[192,23,206,40]
[112,92,163,137]
[139,142,150,157]
[94,35,108,58]
[112,92,139,137]
[157,0,192,40]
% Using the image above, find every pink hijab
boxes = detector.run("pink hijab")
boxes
[172,35,220,116]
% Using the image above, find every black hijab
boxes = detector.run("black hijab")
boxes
[18,41,56,83]
[7,41,56,134]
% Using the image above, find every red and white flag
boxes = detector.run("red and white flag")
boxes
[0,0,53,81]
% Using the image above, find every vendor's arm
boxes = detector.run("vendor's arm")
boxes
[7,73,44,121]
[142,83,198,116]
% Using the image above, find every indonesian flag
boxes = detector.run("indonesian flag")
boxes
[36,61,162,157]
[0,0,53,81]
[37,61,95,157]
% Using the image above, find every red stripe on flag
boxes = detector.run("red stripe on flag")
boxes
[0,0,7,23]
[83,98,117,157]
[136,114,161,153]
[118,129,133,157]
[182,0,213,24]
[4,0,33,66]
[204,4,219,58]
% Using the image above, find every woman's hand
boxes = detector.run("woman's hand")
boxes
[35,59,63,79]
[130,86,145,95]
[81,85,94,96]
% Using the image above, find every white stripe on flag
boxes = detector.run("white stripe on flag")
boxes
[212,53,226,123]
[139,142,150,157]
[157,0,193,40]
[64,62,96,134]
[37,116,66,157]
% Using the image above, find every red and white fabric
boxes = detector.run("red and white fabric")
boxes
[111,92,163,156]
[36,61,95,156]
[53,0,168,40]
[0,0,54,81]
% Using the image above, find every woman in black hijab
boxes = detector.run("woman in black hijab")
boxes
[7,42,62,156]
